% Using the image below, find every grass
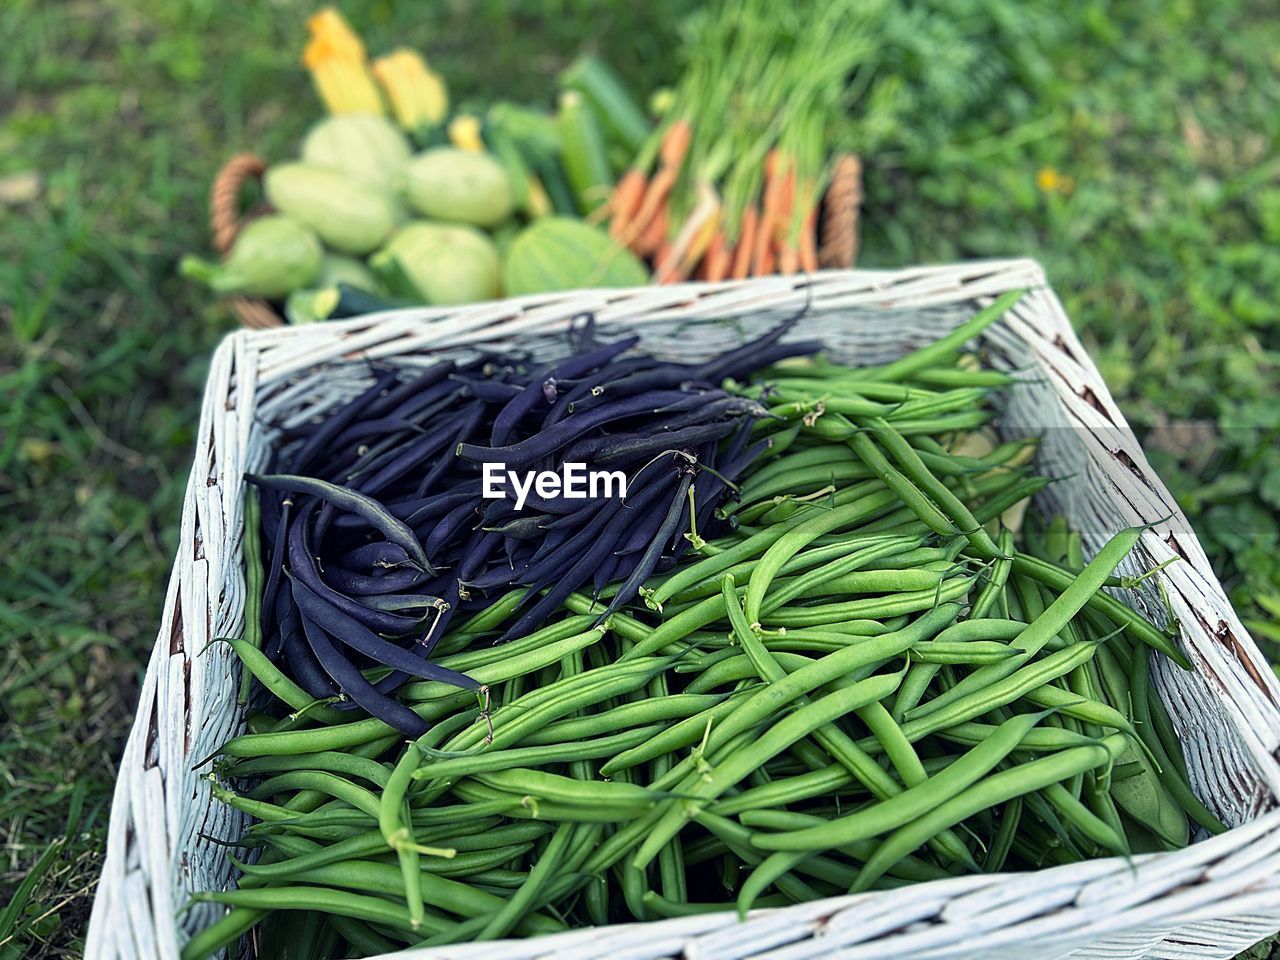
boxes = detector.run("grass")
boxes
[0,0,1275,955]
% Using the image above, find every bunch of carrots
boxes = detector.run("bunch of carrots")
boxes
[607,0,879,283]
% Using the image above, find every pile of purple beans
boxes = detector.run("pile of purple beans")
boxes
[248,318,818,733]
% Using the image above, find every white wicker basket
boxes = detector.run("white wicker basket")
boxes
[87,261,1280,960]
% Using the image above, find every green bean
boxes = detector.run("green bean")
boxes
[970,530,1015,620]
[892,387,993,421]
[846,429,961,539]
[910,528,1149,720]
[225,639,350,725]
[634,667,908,869]
[892,662,941,721]
[672,533,920,605]
[193,885,440,935]
[853,739,1111,891]
[449,657,676,753]
[912,366,1016,388]
[400,625,607,703]
[226,749,393,788]
[902,641,1104,740]
[693,812,837,898]
[742,491,911,623]
[431,614,598,673]
[449,779,656,823]
[684,652,814,694]
[477,823,574,940]
[983,796,1022,871]
[413,725,660,784]
[1130,650,1227,834]
[752,711,1048,854]
[247,770,382,819]
[764,576,973,628]
[601,691,754,775]
[469,767,659,806]
[710,765,859,816]
[179,906,266,960]
[737,809,952,883]
[854,291,1024,383]
[863,416,1001,558]
[1042,781,1128,855]
[645,509,819,610]
[1021,683,1136,732]
[259,858,563,934]
[327,915,398,956]
[908,721,1098,753]
[1011,553,1190,667]
[243,828,462,882]
[236,488,264,706]
[380,743,429,928]
[524,693,728,745]
[908,640,1022,665]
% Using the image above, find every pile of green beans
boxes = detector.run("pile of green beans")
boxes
[187,301,1220,958]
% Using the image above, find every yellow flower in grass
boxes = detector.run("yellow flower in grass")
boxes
[373,49,449,130]
[303,8,384,115]
[1036,167,1075,195]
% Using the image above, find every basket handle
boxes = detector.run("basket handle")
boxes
[819,153,862,270]
[210,153,268,255]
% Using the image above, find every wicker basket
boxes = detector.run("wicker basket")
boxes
[86,262,1280,960]
[207,152,864,328]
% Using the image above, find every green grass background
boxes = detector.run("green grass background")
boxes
[0,0,1276,954]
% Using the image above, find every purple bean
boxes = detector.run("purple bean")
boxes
[248,473,429,571]
[288,369,400,474]
[285,504,425,636]
[489,335,640,445]
[601,471,694,619]
[320,564,428,596]
[295,602,430,736]
[457,389,710,467]
[363,360,456,420]
[289,575,476,690]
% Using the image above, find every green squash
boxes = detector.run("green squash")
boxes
[265,163,398,255]
[301,115,413,190]
[504,217,648,296]
[179,215,322,298]
[371,221,501,305]
[404,147,514,228]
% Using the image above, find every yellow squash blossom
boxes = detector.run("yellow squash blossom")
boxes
[448,115,485,153]
[303,8,384,115]
[373,48,449,129]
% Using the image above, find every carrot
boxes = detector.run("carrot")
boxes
[625,166,675,251]
[798,205,819,272]
[636,203,669,257]
[657,184,719,283]
[609,168,648,241]
[659,118,692,169]
[703,231,730,282]
[730,205,759,280]
[752,150,785,275]
[757,242,776,276]
[773,162,798,274]
[654,240,674,280]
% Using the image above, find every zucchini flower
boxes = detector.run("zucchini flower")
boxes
[372,48,449,130]
[303,8,384,115]
[448,115,484,153]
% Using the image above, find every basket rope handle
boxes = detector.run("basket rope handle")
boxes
[210,153,268,255]
[819,153,862,270]
[208,154,284,329]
